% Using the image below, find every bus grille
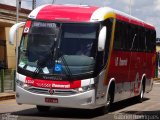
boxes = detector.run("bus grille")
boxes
[26,87,78,95]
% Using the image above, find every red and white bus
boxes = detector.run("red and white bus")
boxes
[9,4,156,113]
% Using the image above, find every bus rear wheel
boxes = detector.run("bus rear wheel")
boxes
[36,105,51,112]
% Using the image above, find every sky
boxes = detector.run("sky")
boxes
[0,0,160,38]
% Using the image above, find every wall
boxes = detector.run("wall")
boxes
[0,27,6,66]
[5,27,23,69]
[156,46,160,53]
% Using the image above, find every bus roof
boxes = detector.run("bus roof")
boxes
[28,4,155,30]
[28,4,98,22]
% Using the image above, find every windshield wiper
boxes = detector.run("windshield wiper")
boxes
[32,42,55,78]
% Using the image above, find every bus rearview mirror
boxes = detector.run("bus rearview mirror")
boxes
[98,26,107,51]
[9,22,25,45]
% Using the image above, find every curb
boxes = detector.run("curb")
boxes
[153,78,160,81]
[0,93,15,101]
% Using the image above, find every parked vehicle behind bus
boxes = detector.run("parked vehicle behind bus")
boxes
[9,4,156,114]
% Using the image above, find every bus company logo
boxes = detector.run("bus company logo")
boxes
[115,57,128,67]
[48,89,55,95]
[52,84,70,89]
[24,27,29,33]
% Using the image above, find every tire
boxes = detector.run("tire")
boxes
[98,91,112,114]
[36,105,51,112]
[136,83,144,103]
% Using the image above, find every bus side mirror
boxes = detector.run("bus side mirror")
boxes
[9,22,25,45]
[98,26,107,51]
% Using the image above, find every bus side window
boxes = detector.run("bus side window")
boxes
[145,29,149,52]
[151,30,156,51]
[114,20,128,51]
[118,21,127,50]
[114,20,121,50]
[139,27,146,52]
[145,29,156,52]
[132,25,139,51]
[130,25,136,51]
[121,22,128,50]
[120,22,125,50]
[125,23,130,50]
[128,24,132,50]
[103,18,113,64]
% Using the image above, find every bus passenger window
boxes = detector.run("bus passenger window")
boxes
[114,20,121,50]
[139,28,146,51]
[145,29,156,52]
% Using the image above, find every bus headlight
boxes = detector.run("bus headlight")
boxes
[77,84,95,92]
[16,79,24,87]
[16,80,31,90]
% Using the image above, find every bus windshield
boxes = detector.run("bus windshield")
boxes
[18,21,99,77]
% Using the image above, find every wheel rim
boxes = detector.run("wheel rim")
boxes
[140,86,144,99]
[106,93,111,107]
[103,93,111,114]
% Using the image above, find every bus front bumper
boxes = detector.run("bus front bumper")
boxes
[16,86,97,109]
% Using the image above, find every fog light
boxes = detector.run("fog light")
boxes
[86,97,92,103]
[23,83,31,90]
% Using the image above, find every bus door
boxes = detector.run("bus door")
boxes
[95,19,113,105]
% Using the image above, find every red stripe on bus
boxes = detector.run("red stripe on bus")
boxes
[25,77,81,89]
[25,20,31,28]
[23,20,31,33]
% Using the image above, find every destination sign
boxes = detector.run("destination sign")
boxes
[32,22,56,28]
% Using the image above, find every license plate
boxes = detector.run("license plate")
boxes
[45,98,58,103]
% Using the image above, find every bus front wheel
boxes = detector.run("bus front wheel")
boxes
[98,90,112,114]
